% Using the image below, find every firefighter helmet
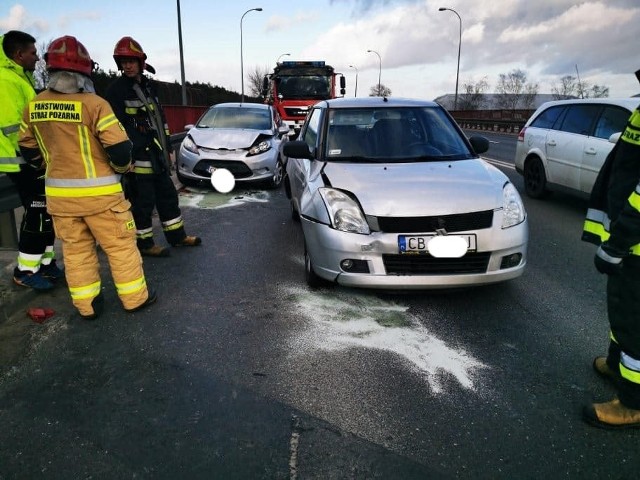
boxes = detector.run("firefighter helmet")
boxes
[44,36,93,76]
[113,36,155,74]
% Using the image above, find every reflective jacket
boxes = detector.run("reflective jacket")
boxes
[105,74,171,174]
[583,105,640,258]
[0,34,36,173]
[19,89,132,216]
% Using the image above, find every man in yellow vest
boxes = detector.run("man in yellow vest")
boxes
[19,36,156,319]
[0,30,62,290]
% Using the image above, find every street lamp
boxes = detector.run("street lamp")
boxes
[240,7,262,103]
[439,7,462,110]
[277,53,290,64]
[348,65,358,97]
[176,0,187,105]
[367,49,382,96]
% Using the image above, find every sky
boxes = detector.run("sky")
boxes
[2,0,640,100]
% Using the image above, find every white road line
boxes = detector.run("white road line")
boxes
[482,156,516,170]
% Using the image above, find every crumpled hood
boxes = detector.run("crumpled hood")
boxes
[188,128,271,150]
[322,160,507,216]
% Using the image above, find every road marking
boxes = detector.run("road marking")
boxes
[284,284,487,394]
[482,156,515,170]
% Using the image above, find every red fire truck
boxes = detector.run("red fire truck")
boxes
[262,61,346,132]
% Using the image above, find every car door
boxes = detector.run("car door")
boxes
[289,107,323,210]
[544,104,601,192]
[579,105,632,194]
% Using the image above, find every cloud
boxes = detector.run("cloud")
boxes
[0,4,48,32]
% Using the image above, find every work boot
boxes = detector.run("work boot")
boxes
[172,235,202,247]
[40,260,65,282]
[140,245,170,257]
[79,293,104,321]
[583,398,640,429]
[593,356,621,383]
[13,269,54,291]
[125,289,158,313]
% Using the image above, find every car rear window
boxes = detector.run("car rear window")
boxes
[593,106,631,139]
[531,105,565,129]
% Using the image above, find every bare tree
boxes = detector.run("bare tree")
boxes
[551,75,578,99]
[369,83,391,97]
[33,40,52,91]
[247,64,271,98]
[459,76,489,110]
[495,69,538,110]
[586,84,610,98]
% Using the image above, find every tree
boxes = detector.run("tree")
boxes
[33,40,52,91]
[495,69,538,110]
[369,83,391,97]
[459,77,489,110]
[247,64,271,98]
[551,75,578,100]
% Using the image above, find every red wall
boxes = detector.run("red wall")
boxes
[162,105,209,133]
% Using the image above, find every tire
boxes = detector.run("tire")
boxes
[266,157,284,189]
[290,199,300,222]
[523,156,550,199]
[304,244,330,288]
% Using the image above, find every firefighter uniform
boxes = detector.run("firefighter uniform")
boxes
[19,36,154,318]
[105,38,200,257]
[582,99,640,428]
[0,32,59,290]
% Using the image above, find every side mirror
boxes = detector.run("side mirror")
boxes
[339,75,346,89]
[283,140,312,159]
[468,135,489,155]
[278,125,291,136]
[609,132,621,144]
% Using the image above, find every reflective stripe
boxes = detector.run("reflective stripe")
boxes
[137,227,153,239]
[1,123,20,135]
[153,138,163,150]
[46,175,121,187]
[32,125,50,165]
[162,216,183,228]
[610,330,618,343]
[124,99,144,108]
[583,208,640,254]
[0,156,26,165]
[115,276,146,296]
[583,219,610,242]
[96,114,119,132]
[629,189,640,212]
[69,281,101,300]
[134,160,153,168]
[46,183,123,197]
[17,252,43,272]
[621,111,640,146]
[133,166,154,174]
[620,352,640,385]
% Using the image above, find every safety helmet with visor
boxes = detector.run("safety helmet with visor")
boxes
[44,36,94,76]
[113,36,156,74]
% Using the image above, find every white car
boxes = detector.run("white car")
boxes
[283,97,528,289]
[177,103,291,189]
[515,98,639,199]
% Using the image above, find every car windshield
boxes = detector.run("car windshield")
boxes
[197,107,272,130]
[324,106,473,163]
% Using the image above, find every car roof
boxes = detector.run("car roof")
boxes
[317,97,441,109]
[212,102,271,110]
[535,97,640,111]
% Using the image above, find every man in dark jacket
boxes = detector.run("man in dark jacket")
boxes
[105,36,200,257]
[582,75,640,428]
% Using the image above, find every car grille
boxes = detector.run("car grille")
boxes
[193,160,253,179]
[382,252,491,275]
[371,210,494,233]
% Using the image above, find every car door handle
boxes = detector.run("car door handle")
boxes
[584,147,597,155]
[546,140,557,147]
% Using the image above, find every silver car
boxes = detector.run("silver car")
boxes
[177,103,291,189]
[283,97,528,289]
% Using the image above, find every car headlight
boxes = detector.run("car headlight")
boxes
[502,182,526,228]
[318,188,370,234]
[182,135,199,154]
[248,140,272,156]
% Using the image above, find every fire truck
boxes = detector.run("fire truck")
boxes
[262,61,346,132]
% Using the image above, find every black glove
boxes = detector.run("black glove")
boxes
[594,243,626,275]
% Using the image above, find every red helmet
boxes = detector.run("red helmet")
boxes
[113,36,155,74]
[44,36,93,76]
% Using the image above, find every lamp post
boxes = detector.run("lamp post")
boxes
[176,0,187,105]
[348,65,358,97]
[277,53,290,64]
[439,7,462,110]
[367,49,381,96]
[240,7,262,103]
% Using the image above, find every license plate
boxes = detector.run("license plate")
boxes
[398,234,477,254]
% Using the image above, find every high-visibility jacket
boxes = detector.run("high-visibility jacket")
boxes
[0,34,36,173]
[19,89,131,215]
[583,105,640,259]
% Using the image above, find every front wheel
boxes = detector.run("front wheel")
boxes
[266,157,284,189]
[523,156,550,199]
[304,244,330,288]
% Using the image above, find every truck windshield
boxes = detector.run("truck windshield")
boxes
[275,76,331,100]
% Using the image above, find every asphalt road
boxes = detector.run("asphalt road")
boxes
[0,137,637,479]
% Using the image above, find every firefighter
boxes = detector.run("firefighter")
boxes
[581,72,640,428]
[18,36,156,319]
[0,30,63,290]
[105,36,201,257]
